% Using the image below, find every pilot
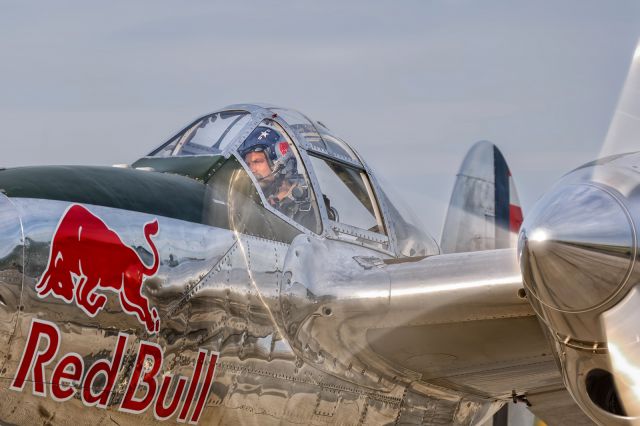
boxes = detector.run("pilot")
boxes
[239,126,314,227]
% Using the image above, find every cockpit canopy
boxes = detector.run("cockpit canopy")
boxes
[145,104,439,258]
[150,110,252,157]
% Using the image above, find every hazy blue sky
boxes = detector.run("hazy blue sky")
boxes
[1,1,639,239]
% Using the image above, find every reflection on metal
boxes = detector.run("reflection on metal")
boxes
[0,196,516,424]
[0,194,24,379]
[529,228,549,243]
[521,183,635,314]
[6,102,640,425]
[442,141,523,254]
[519,151,640,425]
[355,272,522,300]
[603,286,640,417]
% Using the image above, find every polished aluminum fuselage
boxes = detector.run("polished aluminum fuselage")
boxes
[0,193,553,425]
[0,103,582,425]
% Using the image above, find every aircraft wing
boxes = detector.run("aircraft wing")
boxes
[282,236,563,406]
[526,388,596,425]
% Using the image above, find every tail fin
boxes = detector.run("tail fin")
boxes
[440,141,523,253]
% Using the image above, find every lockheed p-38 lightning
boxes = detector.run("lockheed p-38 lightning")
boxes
[0,103,638,426]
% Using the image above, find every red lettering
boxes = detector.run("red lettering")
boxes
[154,374,188,420]
[51,353,84,402]
[177,350,206,422]
[10,319,60,396]
[10,319,219,423]
[120,342,162,414]
[190,352,219,423]
[81,333,128,408]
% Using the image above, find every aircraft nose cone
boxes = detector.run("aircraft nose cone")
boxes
[518,183,635,312]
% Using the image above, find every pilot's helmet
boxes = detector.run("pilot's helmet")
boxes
[239,126,296,176]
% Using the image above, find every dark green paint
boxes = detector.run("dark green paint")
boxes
[0,166,205,223]
[0,159,301,243]
[131,155,226,181]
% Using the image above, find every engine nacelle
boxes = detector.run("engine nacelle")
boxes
[519,152,640,424]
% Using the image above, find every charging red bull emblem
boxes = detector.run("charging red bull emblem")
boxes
[14,205,221,422]
[35,204,161,334]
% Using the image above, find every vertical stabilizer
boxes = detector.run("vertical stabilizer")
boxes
[440,141,522,253]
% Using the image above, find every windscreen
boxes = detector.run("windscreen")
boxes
[309,155,385,234]
[150,111,252,157]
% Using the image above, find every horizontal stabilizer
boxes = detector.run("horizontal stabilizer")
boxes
[441,141,522,253]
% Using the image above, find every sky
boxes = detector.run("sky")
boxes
[1,1,639,241]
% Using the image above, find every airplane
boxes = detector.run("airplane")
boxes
[0,53,639,426]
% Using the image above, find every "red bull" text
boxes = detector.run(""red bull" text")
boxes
[11,319,219,423]
[35,204,161,334]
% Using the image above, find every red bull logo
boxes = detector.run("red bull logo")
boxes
[11,319,219,423]
[36,204,161,334]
